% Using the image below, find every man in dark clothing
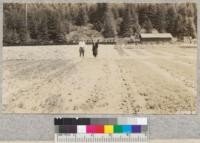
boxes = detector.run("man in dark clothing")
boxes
[79,47,84,57]
[92,40,99,57]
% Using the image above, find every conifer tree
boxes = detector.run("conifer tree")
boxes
[154,5,166,33]
[55,23,66,44]
[47,10,59,42]
[142,16,153,33]
[166,6,177,36]
[102,7,117,38]
[186,17,196,38]
[91,3,109,32]
[76,6,89,26]
[175,14,186,40]
[11,29,20,45]
[120,7,133,37]
[38,14,49,44]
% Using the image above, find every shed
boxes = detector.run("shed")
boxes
[140,33,173,43]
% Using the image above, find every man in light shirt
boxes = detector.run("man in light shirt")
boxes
[79,40,86,57]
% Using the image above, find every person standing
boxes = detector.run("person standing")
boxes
[92,40,99,57]
[79,40,85,57]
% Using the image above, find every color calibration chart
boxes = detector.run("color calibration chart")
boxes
[54,117,148,143]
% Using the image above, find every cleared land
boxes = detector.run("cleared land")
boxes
[2,44,197,114]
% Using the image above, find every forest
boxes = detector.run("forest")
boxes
[3,3,197,46]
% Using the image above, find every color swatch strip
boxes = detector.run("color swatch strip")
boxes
[55,125,147,134]
[54,118,147,125]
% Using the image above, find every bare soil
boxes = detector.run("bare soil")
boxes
[2,44,197,114]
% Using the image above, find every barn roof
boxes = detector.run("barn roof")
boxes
[140,33,173,39]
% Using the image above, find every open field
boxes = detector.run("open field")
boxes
[2,44,197,114]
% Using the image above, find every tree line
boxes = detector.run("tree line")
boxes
[3,3,197,46]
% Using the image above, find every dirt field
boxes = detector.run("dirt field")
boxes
[2,44,197,114]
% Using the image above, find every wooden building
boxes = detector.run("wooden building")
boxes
[140,33,173,43]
